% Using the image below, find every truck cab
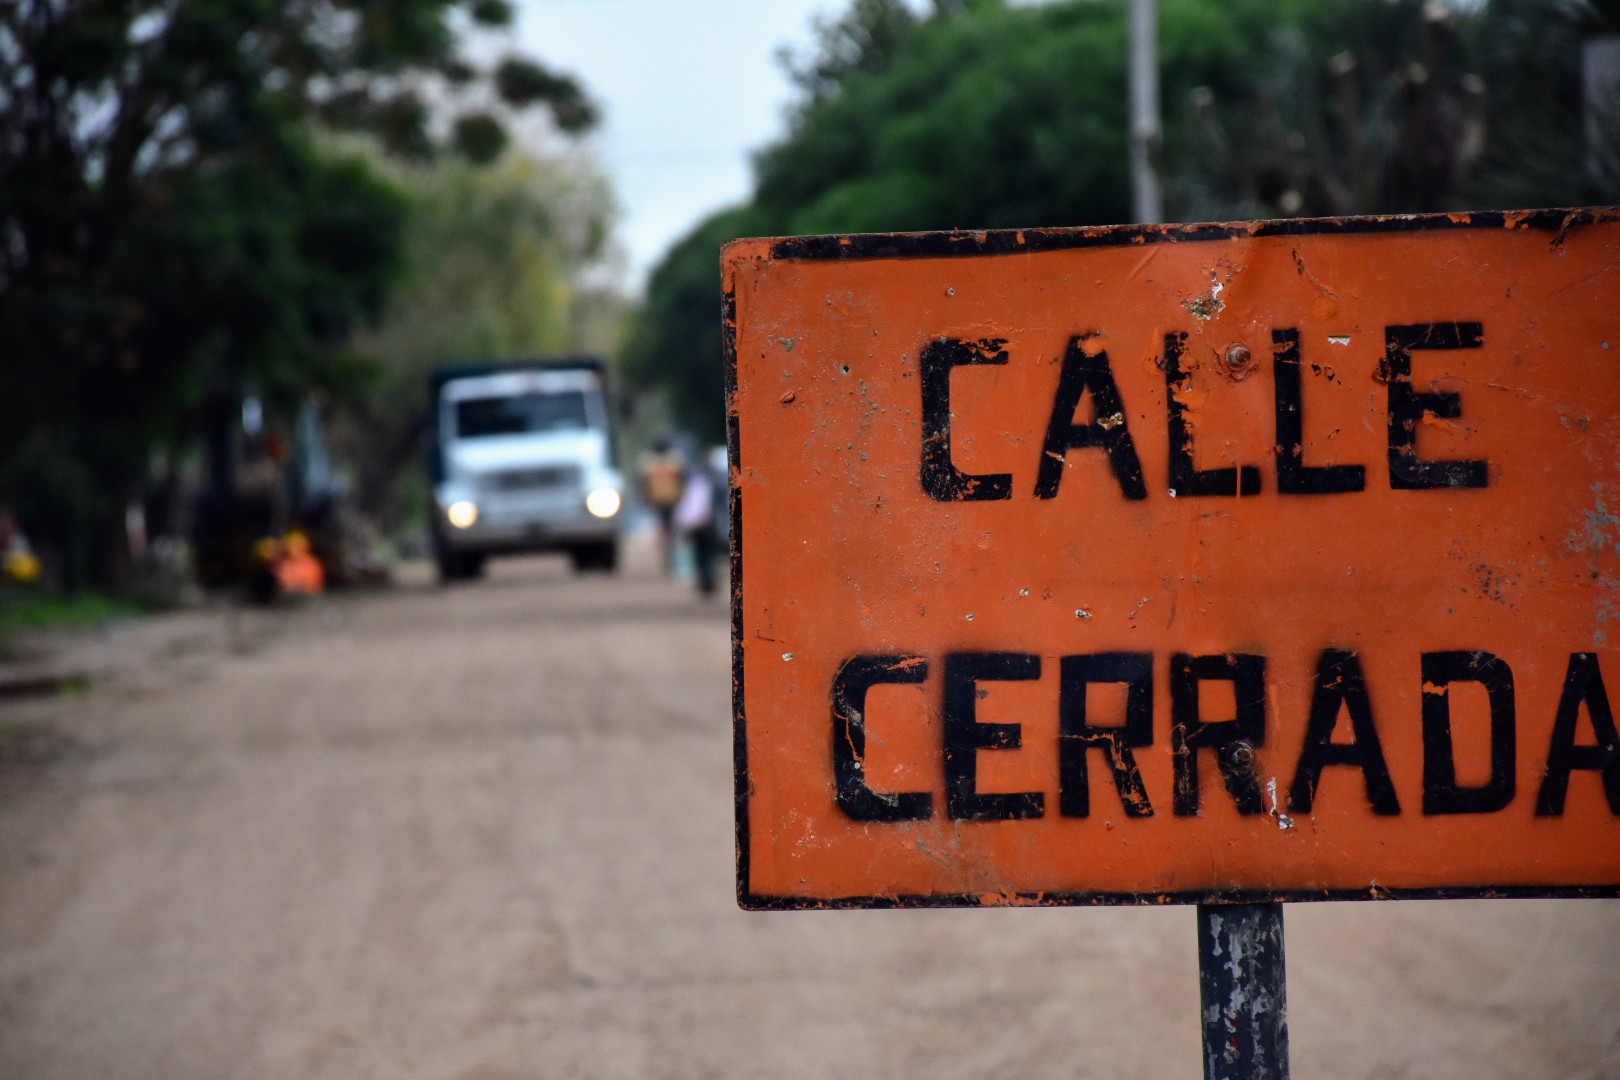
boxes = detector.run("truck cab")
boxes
[429,360,623,581]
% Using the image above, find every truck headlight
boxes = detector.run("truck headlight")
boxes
[446,500,479,529]
[585,487,621,519]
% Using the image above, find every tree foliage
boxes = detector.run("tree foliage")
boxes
[1167,0,1618,218]
[776,0,924,105]
[0,0,598,588]
[628,0,1619,441]
[628,0,1303,439]
[622,204,767,441]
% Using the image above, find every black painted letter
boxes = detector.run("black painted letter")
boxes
[920,338,1013,501]
[1059,652,1155,818]
[1274,329,1365,495]
[1385,323,1488,489]
[1536,652,1620,815]
[1421,650,1516,814]
[1034,337,1147,500]
[832,655,933,822]
[1171,653,1267,816]
[1166,331,1261,497]
[1288,650,1400,814]
[944,652,1044,821]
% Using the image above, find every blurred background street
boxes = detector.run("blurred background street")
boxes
[1,536,1616,1079]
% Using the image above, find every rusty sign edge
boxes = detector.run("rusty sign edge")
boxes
[731,205,1620,265]
[725,206,1620,912]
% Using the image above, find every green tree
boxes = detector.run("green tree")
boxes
[628,0,1306,437]
[622,204,767,443]
[0,0,597,590]
[776,0,923,106]
[1164,0,1620,220]
[629,0,1618,439]
[1470,0,1620,208]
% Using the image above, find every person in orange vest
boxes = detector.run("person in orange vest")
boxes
[250,531,324,602]
[0,508,40,583]
[275,531,325,596]
[637,436,687,575]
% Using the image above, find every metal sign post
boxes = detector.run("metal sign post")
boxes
[1128,0,1163,225]
[1198,903,1289,1080]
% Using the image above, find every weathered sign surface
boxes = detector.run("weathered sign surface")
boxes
[725,209,1620,909]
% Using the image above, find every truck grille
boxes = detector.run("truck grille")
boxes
[484,465,581,492]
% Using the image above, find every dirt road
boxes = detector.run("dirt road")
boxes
[2,542,1617,1079]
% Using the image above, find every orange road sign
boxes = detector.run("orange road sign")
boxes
[725,209,1620,909]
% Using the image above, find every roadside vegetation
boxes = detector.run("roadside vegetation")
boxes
[0,588,141,638]
[1,0,611,593]
[627,0,1620,442]
[4,0,1616,595]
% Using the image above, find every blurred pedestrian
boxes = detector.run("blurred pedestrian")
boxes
[673,452,723,599]
[636,436,686,575]
[0,508,40,584]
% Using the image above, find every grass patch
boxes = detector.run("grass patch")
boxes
[0,712,82,766]
[0,587,144,640]
[0,715,40,741]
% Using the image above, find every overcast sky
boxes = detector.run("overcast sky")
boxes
[516,0,850,291]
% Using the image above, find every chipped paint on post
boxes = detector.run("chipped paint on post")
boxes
[728,208,1620,910]
[1199,903,1290,1080]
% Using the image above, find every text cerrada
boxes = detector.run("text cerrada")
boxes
[833,650,1620,822]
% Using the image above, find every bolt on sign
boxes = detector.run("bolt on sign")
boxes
[725,209,1620,910]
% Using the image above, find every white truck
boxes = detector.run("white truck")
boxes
[428,359,624,581]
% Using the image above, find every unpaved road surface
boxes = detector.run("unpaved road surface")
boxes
[2,542,1617,1079]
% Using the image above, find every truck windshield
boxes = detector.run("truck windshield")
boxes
[454,390,589,438]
